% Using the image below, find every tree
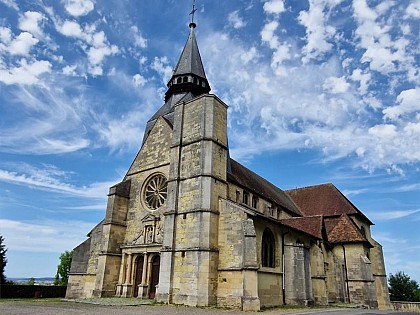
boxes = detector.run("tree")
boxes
[389,271,420,301]
[54,250,73,286]
[27,277,35,285]
[0,235,7,285]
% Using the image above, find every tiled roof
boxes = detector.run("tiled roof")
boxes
[285,183,373,224]
[228,159,301,216]
[325,214,369,244]
[280,216,323,239]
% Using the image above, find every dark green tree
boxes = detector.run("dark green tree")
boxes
[389,271,420,301]
[0,235,7,285]
[27,277,35,285]
[54,250,73,286]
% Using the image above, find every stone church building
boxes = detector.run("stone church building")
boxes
[66,21,391,311]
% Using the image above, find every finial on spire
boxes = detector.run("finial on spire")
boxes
[189,0,197,28]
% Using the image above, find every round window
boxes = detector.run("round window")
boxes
[144,174,168,210]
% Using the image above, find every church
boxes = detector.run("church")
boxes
[66,19,391,311]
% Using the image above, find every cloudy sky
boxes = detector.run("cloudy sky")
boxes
[0,0,419,282]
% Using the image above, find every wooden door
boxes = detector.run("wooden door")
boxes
[148,255,160,299]
[133,255,144,297]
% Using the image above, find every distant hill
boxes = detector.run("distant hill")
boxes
[8,277,56,284]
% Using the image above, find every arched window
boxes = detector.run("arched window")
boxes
[360,226,366,237]
[177,77,182,84]
[262,228,275,268]
[183,76,188,83]
[242,191,249,205]
[252,195,258,209]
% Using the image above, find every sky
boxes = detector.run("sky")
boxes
[0,0,419,283]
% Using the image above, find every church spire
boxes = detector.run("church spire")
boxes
[164,2,210,102]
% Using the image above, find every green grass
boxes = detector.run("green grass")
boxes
[0,298,63,303]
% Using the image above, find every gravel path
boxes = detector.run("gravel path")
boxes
[0,299,418,315]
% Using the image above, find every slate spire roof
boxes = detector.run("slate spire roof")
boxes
[142,22,211,144]
[164,23,210,102]
[173,25,206,78]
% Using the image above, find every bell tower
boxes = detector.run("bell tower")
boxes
[155,13,228,307]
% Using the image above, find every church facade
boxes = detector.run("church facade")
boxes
[66,22,391,311]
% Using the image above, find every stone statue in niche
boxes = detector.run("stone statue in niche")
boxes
[145,225,154,244]
[130,215,163,245]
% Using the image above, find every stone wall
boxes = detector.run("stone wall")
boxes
[126,117,172,175]
[392,301,420,313]
[330,244,377,308]
[66,274,96,299]
[284,242,313,305]
[217,199,260,310]
[370,239,392,310]
[157,95,228,307]
[310,243,328,305]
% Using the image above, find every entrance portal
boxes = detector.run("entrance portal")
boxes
[148,255,160,299]
[133,255,144,297]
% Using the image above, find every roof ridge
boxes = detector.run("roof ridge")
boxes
[285,182,334,192]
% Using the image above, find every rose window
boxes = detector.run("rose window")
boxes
[144,174,168,210]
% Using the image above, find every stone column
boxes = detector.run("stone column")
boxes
[137,253,149,299]
[122,253,133,297]
[115,253,127,296]
[142,253,148,284]
[125,253,133,284]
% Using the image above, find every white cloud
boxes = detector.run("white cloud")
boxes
[261,20,279,49]
[395,183,420,192]
[383,88,420,120]
[352,0,414,75]
[0,165,113,199]
[0,59,51,85]
[322,76,350,94]
[228,10,247,29]
[132,73,147,87]
[0,78,95,154]
[0,0,18,10]
[370,209,420,221]
[0,26,12,44]
[151,56,173,84]
[368,124,397,139]
[1,31,39,56]
[57,20,84,38]
[18,11,45,40]
[0,219,95,253]
[260,21,291,74]
[130,26,147,48]
[92,110,146,153]
[63,0,95,17]
[405,0,420,18]
[298,0,336,63]
[201,29,420,170]
[350,68,371,95]
[56,20,118,75]
[62,64,78,76]
[87,41,119,75]
[263,0,286,15]
[240,47,258,64]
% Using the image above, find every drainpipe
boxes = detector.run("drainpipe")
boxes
[342,244,351,304]
[282,231,289,305]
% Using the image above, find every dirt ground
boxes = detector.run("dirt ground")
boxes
[0,299,418,315]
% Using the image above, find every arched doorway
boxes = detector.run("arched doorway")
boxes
[133,255,144,297]
[148,255,160,299]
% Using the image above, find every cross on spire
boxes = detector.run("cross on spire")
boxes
[189,0,197,28]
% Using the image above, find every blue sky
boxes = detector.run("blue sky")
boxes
[0,0,419,283]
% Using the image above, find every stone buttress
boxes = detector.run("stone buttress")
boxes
[156,94,228,306]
